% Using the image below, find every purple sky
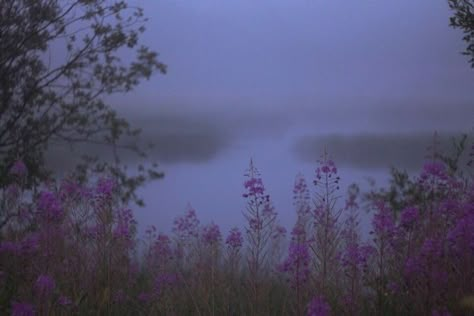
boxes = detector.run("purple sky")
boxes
[55,0,474,236]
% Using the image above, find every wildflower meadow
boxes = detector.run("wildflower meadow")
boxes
[0,141,473,316]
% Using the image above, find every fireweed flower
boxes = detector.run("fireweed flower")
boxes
[155,234,173,257]
[291,223,306,242]
[404,236,449,291]
[242,160,276,222]
[59,178,92,201]
[95,177,116,197]
[418,161,450,193]
[370,202,396,242]
[307,295,331,316]
[20,233,40,255]
[420,238,444,259]
[273,225,287,240]
[447,210,474,255]
[279,242,311,289]
[242,160,277,236]
[243,177,265,197]
[9,160,28,177]
[400,206,419,230]
[113,208,136,241]
[202,222,222,245]
[37,191,63,222]
[226,227,243,250]
[314,158,339,186]
[172,205,200,240]
[242,159,279,311]
[0,241,20,255]
[0,234,40,256]
[154,273,178,296]
[146,233,174,268]
[35,274,55,297]
[420,161,448,181]
[58,295,72,306]
[249,217,263,231]
[137,292,152,303]
[5,183,21,200]
[11,302,35,316]
[293,174,311,216]
[404,255,423,276]
[340,243,372,270]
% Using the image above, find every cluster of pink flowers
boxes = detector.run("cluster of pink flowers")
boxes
[225,227,243,250]
[1,146,473,315]
[201,222,222,245]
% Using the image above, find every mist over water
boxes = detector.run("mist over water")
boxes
[47,0,474,237]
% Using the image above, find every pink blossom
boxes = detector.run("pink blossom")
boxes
[37,191,63,221]
[226,227,243,250]
[9,160,28,177]
[307,296,331,316]
[173,206,200,240]
[35,274,55,297]
[58,295,72,306]
[11,302,35,316]
[202,222,222,245]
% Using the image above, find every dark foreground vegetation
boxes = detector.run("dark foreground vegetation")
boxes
[1,140,473,315]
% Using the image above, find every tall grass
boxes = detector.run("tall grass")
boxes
[1,142,473,315]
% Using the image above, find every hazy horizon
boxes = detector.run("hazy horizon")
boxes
[47,0,473,236]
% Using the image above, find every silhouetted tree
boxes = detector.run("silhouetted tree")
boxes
[449,0,474,67]
[0,0,166,204]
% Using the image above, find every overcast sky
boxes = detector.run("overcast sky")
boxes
[72,0,474,236]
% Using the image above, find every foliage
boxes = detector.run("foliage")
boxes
[449,0,474,67]
[0,0,166,208]
[1,137,473,315]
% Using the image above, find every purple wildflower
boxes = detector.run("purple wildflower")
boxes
[371,202,396,240]
[58,295,72,306]
[154,234,173,259]
[5,184,21,200]
[96,177,116,197]
[249,217,263,231]
[340,243,371,269]
[307,295,331,316]
[273,225,287,240]
[154,273,177,296]
[35,274,55,297]
[173,205,200,240]
[293,174,310,201]
[243,177,265,197]
[226,227,243,250]
[137,292,152,303]
[314,157,339,185]
[420,161,448,181]
[37,191,63,221]
[400,206,419,229]
[20,234,40,255]
[447,211,474,255]
[404,256,423,276]
[11,302,35,316]
[113,208,136,241]
[0,241,20,255]
[291,223,306,242]
[202,222,222,245]
[9,160,27,177]
[279,242,311,289]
